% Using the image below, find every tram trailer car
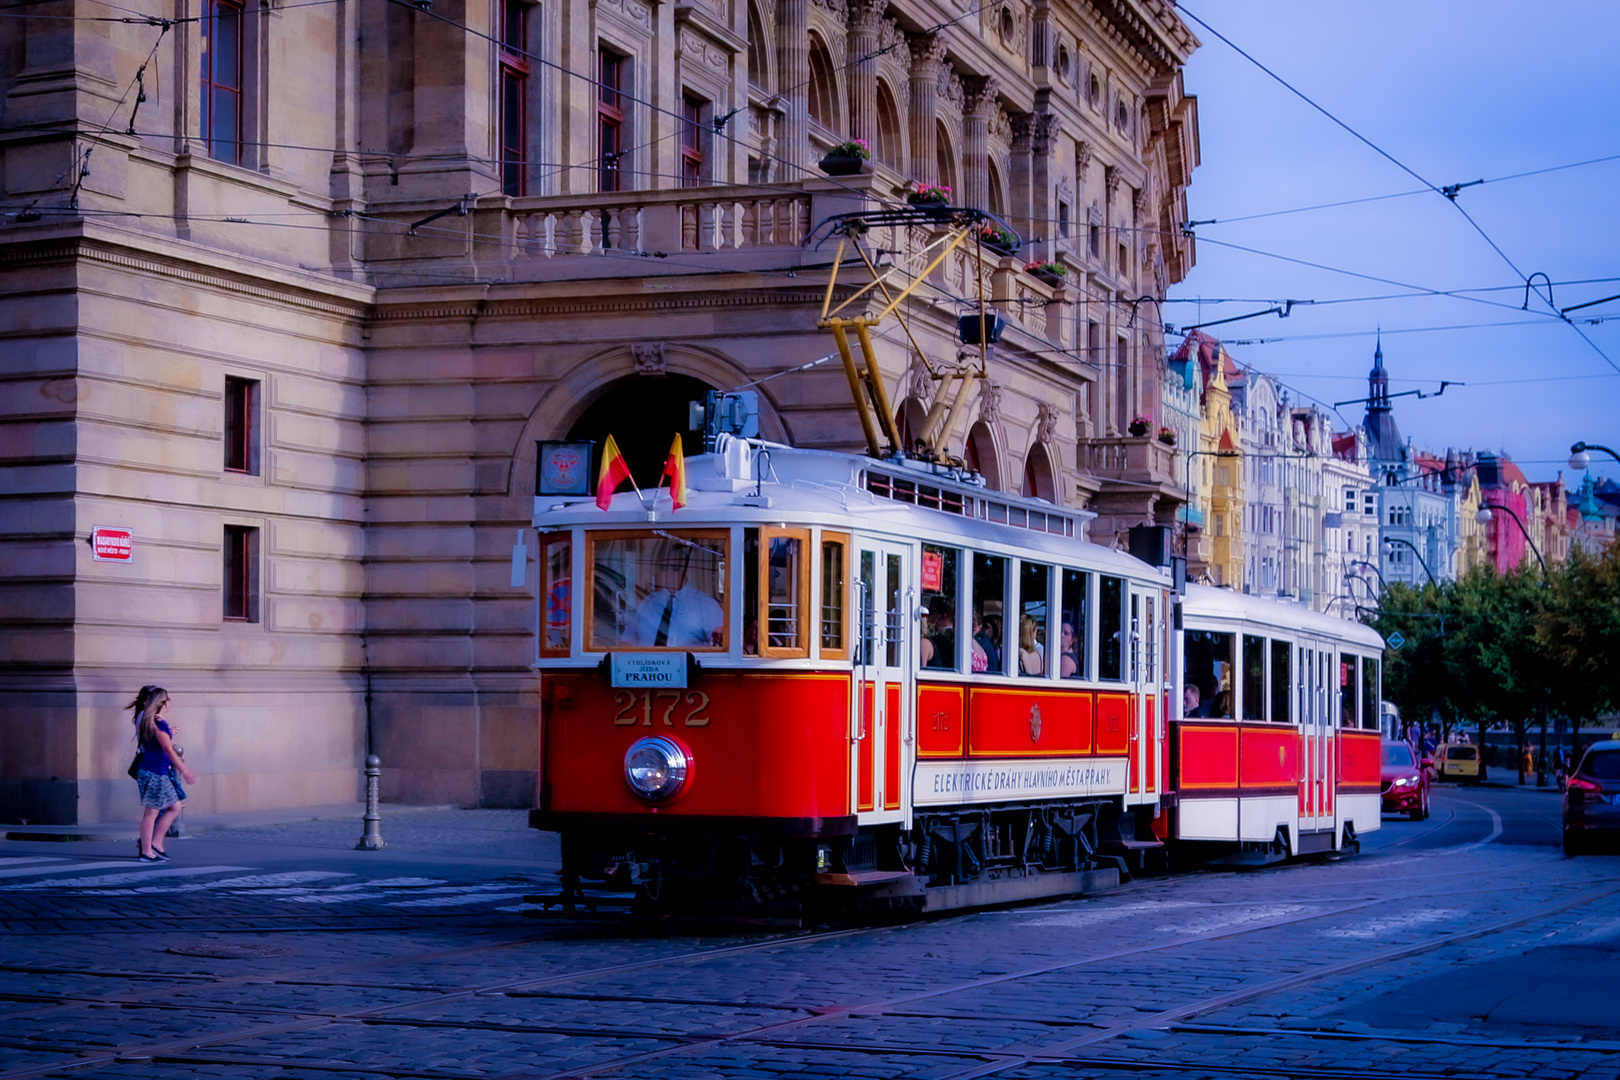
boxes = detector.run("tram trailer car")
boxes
[1175,585,1384,862]
[527,439,1380,917]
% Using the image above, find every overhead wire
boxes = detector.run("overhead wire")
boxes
[1174,2,1620,375]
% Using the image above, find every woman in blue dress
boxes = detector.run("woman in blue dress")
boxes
[129,686,197,862]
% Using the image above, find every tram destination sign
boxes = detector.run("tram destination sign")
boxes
[610,653,688,689]
[913,757,1127,806]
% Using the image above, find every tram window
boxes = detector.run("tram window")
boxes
[1270,639,1291,723]
[742,529,759,655]
[540,534,571,655]
[1241,635,1264,721]
[1018,562,1049,677]
[587,531,728,651]
[920,544,960,671]
[1098,575,1124,681]
[1059,569,1087,679]
[857,550,877,665]
[761,527,809,657]
[1339,654,1357,728]
[885,552,904,668]
[1361,656,1380,730]
[820,532,849,659]
[972,553,1008,674]
[1182,630,1233,718]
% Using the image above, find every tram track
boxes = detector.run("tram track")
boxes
[5,860,1610,1080]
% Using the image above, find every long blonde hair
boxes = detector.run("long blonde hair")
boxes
[127,685,169,746]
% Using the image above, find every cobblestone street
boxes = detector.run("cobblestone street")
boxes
[3,783,1616,1080]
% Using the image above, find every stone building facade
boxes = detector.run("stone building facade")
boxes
[0,0,1199,821]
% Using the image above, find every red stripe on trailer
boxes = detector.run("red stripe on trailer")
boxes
[1177,724,1239,790]
[916,683,965,757]
[966,687,1094,758]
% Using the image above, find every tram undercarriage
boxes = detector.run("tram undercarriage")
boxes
[535,798,1131,922]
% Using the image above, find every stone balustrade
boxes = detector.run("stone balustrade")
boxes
[1081,435,1178,486]
[508,187,811,258]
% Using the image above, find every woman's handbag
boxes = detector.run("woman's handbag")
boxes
[127,752,142,780]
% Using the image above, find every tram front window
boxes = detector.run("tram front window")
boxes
[1183,630,1233,718]
[920,544,960,671]
[972,553,1008,675]
[589,532,728,650]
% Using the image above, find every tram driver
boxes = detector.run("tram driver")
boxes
[623,541,725,648]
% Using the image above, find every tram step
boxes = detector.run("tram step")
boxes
[1102,837,1165,851]
[919,867,1120,913]
[814,870,915,887]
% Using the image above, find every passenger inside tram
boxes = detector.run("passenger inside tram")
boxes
[923,596,957,669]
[1183,630,1235,719]
[1018,614,1044,676]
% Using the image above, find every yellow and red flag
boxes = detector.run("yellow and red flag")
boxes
[661,434,687,510]
[596,435,632,510]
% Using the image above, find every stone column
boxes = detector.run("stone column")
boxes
[1029,111,1059,257]
[778,0,810,177]
[961,75,998,214]
[1008,112,1033,239]
[907,34,946,186]
[846,0,882,147]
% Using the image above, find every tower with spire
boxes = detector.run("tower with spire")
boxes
[1362,333,1406,483]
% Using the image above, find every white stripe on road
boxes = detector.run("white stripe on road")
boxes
[0,861,139,879]
[0,857,63,868]
[91,871,355,896]
[1453,798,1504,849]
[0,865,253,890]
[389,892,529,908]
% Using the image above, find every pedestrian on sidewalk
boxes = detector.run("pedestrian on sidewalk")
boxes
[128,686,196,862]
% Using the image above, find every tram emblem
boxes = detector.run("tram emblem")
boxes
[1029,703,1042,744]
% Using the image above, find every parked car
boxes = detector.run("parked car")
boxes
[1381,741,1431,820]
[1435,742,1483,785]
[1563,741,1620,855]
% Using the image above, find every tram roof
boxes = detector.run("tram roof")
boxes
[535,438,1163,579]
[1182,582,1385,650]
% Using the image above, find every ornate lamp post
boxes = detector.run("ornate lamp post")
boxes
[1569,441,1620,470]
[1474,501,1547,577]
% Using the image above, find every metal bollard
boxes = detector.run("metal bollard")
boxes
[356,754,386,851]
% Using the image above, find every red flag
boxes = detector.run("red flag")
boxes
[661,435,687,510]
[596,435,632,510]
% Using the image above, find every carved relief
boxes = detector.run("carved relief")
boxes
[988,104,1011,142]
[877,16,903,53]
[597,0,652,32]
[978,380,1002,424]
[678,29,731,72]
[846,0,883,33]
[939,71,964,109]
[1104,164,1121,200]
[810,0,846,18]
[1031,112,1060,155]
[1036,400,1058,445]
[1075,139,1092,175]
[963,74,1000,116]
[1009,113,1032,151]
[1132,186,1147,222]
[632,342,668,375]
[909,32,947,70]
[906,352,933,403]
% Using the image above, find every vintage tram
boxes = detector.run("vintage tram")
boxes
[528,437,1382,917]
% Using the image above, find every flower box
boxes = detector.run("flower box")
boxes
[1127,416,1151,438]
[819,140,871,176]
[1157,427,1177,447]
[906,183,953,206]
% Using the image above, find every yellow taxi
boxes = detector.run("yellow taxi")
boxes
[1435,742,1484,785]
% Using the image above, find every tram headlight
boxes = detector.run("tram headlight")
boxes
[623,736,690,802]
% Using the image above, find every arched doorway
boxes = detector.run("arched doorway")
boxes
[568,373,715,488]
[1022,444,1055,502]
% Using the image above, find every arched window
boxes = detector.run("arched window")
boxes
[966,421,1001,491]
[936,121,957,198]
[808,37,839,132]
[1022,445,1055,502]
[987,161,1006,217]
[895,397,927,453]
[747,2,770,92]
[874,80,902,165]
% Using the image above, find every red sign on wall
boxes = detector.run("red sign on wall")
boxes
[91,526,133,562]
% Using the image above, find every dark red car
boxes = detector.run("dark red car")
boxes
[1382,741,1431,820]
[1563,741,1620,855]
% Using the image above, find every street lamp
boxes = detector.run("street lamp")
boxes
[1475,501,1548,576]
[1570,441,1620,470]
[1382,536,1437,586]
[1350,558,1388,592]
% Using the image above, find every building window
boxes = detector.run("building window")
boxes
[200,0,244,165]
[598,47,626,192]
[499,0,530,196]
[1058,201,1070,238]
[680,93,705,187]
[223,525,260,622]
[223,376,257,474]
[807,37,837,130]
[1088,221,1100,258]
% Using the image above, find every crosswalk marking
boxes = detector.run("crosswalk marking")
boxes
[0,865,253,890]
[0,860,132,879]
[0,857,63,867]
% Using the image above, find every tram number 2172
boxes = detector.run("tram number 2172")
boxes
[612,689,713,727]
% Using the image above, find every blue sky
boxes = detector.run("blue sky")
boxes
[1168,1,1620,487]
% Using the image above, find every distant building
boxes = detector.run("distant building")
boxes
[1324,429,1377,618]
[1361,340,1457,589]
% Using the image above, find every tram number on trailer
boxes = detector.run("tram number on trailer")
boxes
[612,689,712,727]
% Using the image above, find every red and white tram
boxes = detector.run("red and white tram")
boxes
[528,438,1380,916]
[1175,585,1385,861]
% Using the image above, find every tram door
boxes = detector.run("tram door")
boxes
[1299,638,1332,834]
[1127,586,1162,798]
[854,541,912,824]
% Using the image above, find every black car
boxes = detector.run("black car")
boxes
[1562,741,1620,855]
